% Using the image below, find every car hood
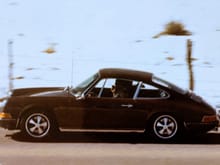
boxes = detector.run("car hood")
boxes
[31,90,69,97]
[11,87,65,97]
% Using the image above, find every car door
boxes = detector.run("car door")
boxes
[79,78,148,131]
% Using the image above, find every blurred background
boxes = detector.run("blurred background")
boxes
[1,0,220,106]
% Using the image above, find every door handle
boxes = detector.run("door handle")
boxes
[121,104,133,108]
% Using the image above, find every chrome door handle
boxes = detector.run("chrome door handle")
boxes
[121,104,133,108]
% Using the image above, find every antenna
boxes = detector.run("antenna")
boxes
[70,56,74,87]
[8,39,14,93]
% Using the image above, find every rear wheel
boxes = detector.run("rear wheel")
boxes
[21,111,57,140]
[151,114,179,141]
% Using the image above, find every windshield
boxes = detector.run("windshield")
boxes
[152,76,187,95]
[71,73,99,96]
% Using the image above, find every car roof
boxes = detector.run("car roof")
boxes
[98,68,153,82]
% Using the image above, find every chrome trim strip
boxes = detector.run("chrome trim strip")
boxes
[59,128,145,133]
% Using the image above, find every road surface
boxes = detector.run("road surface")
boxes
[0,128,220,165]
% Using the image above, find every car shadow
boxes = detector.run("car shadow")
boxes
[8,130,220,144]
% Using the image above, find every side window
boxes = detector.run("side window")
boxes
[87,79,115,98]
[87,78,138,98]
[111,79,138,98]
[137,82,169,99]
[99,79,115,97]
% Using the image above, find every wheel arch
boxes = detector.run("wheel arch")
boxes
[145,111,184,131]
[16,105,59,129]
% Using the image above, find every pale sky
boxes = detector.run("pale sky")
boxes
[1,0,220,104]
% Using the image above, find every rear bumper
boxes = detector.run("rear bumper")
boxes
[0,119,17,130]
[184,121,219,133]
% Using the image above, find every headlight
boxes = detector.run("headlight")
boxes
[0,98,7,111]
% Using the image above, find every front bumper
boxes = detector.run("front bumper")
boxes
[0,119,17,130]
[0,112,17,130]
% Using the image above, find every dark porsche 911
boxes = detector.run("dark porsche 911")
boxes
[0,68,218,141]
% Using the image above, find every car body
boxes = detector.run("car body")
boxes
[0,68,218,141]
[216,105,220,126]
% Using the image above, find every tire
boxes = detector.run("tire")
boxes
[20,111,57,140]
[151,114,179,141]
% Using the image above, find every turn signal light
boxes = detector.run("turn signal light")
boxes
[0,112,12,119]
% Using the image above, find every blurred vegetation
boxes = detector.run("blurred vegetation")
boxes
[153,21,192,38]
[42,47,56,54]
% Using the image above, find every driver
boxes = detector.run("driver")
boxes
[111,79,132,98]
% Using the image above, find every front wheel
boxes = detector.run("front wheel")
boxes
[21,111,56,140]
[151,114,179,141]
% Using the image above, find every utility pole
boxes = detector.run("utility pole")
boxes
[153,21,194,91]
[186,39,194,91]
[8,40,14,93]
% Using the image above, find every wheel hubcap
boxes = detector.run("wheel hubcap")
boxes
[25,113,50,138]
[153,115,178,139]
